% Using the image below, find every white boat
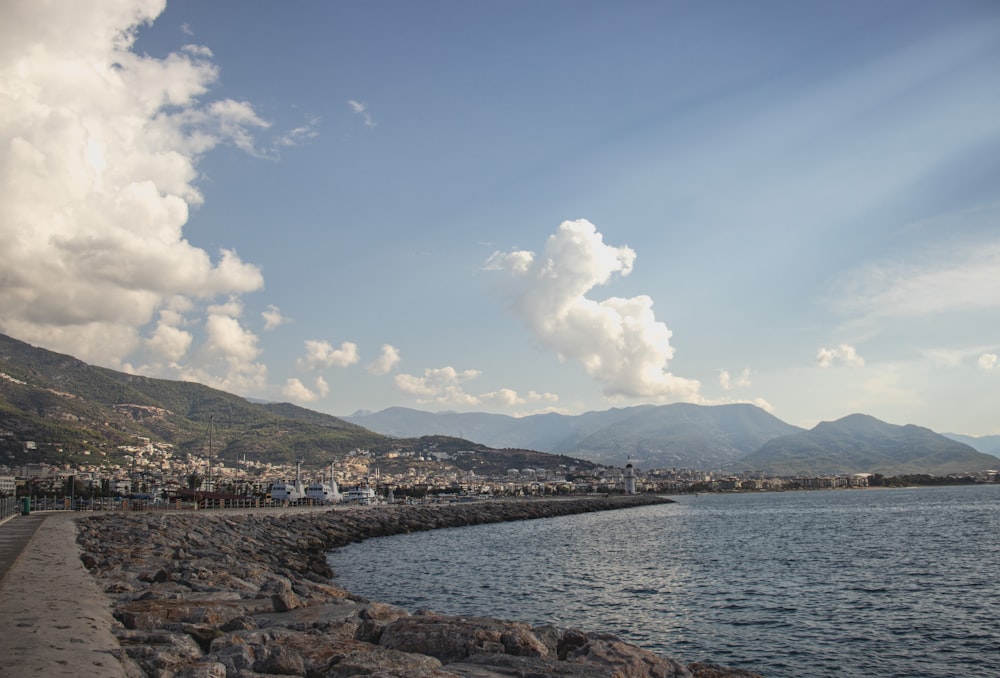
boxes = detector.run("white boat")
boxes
[344,485,376,505]
[306,482,339,503]
[270,461,306,502]
[306,463,340,503]
[270,479,304,502]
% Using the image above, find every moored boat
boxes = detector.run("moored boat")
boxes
[343,485,376,505]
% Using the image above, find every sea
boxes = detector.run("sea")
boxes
[325,485,1000,677]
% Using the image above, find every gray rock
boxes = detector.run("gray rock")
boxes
[175,661,228,678]
[75,498,763,678]
[323,645,443,677]
[563,634,693,677]
[114,628,204,675]
[378,613,550,662]
[253,644,307,675]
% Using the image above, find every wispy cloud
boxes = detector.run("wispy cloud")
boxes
[347,99,376,128]
[275,117,321,148]
[261,305,289,330]
[831,206,1000,323]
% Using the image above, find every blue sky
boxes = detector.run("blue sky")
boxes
[3,0,1000,435]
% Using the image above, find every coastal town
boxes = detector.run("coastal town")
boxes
[3,433,998,511]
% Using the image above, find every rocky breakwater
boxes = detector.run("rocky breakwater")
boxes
[77,496,761,677]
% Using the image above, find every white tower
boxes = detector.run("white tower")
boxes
[329,462,340,501]
[624,463,637,495]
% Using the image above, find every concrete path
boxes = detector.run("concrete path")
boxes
[0,513,44,582]
[0,504,333,676]
[0,512,126,676]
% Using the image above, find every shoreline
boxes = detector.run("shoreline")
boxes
[8,496,763,677]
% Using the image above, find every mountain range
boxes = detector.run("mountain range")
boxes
[346,404,803,469]
[737,414,998,476]
[1,331,997,477]
[346,406,998,475]
[941,432,1000,457]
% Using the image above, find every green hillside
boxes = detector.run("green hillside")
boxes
[0,333,599,475]
[736,413,997,476]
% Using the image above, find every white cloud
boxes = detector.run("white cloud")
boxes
[395,366,481,400]
[477,388,561,409]
[275,117,321,148]
[817,343,866,368]
[194,300,268,391]
[145,314,193,364]
[135,298,269,394]
[282,378,313,402]
[261,305,289,330]
[478,388,524,408]
[486,219,701,402]
[719,368,751,391]
[296,339,360,371]
[315,375,330,397]
[0,0,272,375]
[393,365,553,410]
[347,100,376,128]
[368,344,401,375]
[978,353,997,370]
[281,376,329,403]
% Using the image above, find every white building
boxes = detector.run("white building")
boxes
[624,463,637,495]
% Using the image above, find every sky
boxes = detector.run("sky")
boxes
[2,0,1000,435]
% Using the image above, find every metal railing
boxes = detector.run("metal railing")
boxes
[18,496,336,512]
[0,497,19,521]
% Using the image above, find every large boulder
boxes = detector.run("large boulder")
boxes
[115,597,248,630]
[114,629,204,675]
[563,633,693,677]
[378,612,550,662]
[323,645,443,677]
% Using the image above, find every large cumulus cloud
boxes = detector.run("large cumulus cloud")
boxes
[486,219,701,402]
[0,0,268,385]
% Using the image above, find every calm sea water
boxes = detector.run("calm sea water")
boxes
[326,485,1000,677]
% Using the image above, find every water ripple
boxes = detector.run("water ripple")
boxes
[327,485,1000,677]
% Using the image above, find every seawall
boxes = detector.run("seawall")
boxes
[76,496,762,677]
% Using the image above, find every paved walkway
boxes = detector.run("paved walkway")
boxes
[0,513,44,582]
[0,504,335,676]
[0,512,126,676]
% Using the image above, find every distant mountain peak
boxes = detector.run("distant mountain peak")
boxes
[738,413,997,476]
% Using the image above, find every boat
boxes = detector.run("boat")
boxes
[306,463,340,503]
[270,461,306,502]
[270,479,304,502]
[306,482,338,503]
[343,485,376,505]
